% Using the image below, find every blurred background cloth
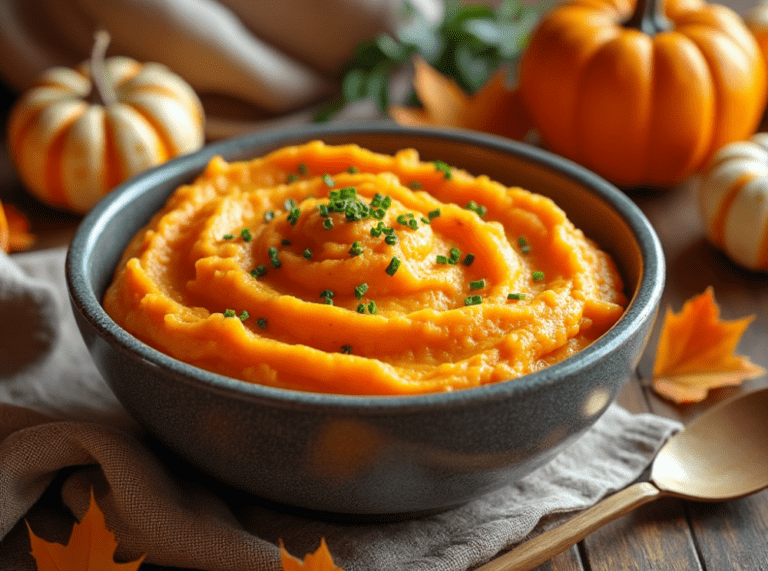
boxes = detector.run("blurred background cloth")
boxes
[0,0,443,139]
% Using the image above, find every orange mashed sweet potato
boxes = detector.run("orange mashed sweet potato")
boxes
[103,141,627,395]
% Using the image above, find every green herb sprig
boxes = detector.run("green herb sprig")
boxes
[314,0,553,121]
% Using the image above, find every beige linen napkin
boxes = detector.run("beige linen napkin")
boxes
[0,0,442,140]
[0,248,682,571]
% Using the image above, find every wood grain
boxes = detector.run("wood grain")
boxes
[627,177,768,571]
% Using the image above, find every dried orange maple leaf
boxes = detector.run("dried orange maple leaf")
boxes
[651,287,766,404]
[389,56,534,141]
[27,491,145,571]
[0,199,35,253]
[280,538,343,571]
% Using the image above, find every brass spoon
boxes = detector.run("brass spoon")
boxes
[477,387,768,571]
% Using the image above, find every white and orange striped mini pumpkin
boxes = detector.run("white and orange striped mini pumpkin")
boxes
[7,31,204,214]
[698,133,768,272]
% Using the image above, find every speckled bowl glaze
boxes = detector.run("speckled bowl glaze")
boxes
[66,123,665,518]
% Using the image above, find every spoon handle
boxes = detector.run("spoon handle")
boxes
[476,481,662,571]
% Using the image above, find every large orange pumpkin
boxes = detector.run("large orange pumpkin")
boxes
[519,0,767,187]
[746,2,768,70]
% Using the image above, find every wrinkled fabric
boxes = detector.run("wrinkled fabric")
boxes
[0,0,443,139]
[0,248,682,571]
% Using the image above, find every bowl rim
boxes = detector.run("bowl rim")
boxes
[66,122,665,413]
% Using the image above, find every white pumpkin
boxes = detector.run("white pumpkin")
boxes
[697,133,768,272]
[6,31,204,214]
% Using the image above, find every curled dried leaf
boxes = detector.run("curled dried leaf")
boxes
[27,490,145,571]
[0,200,7,254]
[280,538,344,571]
[389,57,533,140]
[0,200,35,253]
[651,287,765,404]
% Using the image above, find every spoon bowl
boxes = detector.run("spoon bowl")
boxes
[652,387,768,501]
[478,387,768,571]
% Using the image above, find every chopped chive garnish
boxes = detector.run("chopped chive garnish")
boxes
[466,201,487,217]
[384,234,397,246]
[409,181,422,189]
[532,270,545,282]
[268,247,281,269]
[420,217,430,224]
[463,253,476,266]
[370,193,383,207]
[354,283,369,299]
[224,309,236,318]
[240,228,253,242]
[380,195,392,209]
[345,203,369,222]
[322,174,335,187]
[470,279,485,290]
[357,303,367,314]
[281,239,292,246]
[372,209,386,221]
[319,290,335,299]
[385,256,401,276]
[222,234,234,240]
[464,295,482,306]
[382,227,394,236]
[428,208,441,220]
[251,265,267,278]
[408,218,418,230]
[298,163,308,175]
[287,173,298,183]
[239,310,250,321]
[317,186,377,223]
[433,161,452,179]
[349,241,363,257]
[256,317,268,329]
[508,293,526,300]
[396,213,413,226]
[341,345,353,354]
[303,249,312,259]
[449,247,461,264]
[436,255,449,264]
[368,300,377,314]
[264,211,275,222]
[518,236,531,253]
[287,204,301,225]
[347,166,358,173]
[323,218,334,230]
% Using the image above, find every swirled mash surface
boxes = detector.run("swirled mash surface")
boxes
[104,142,627,395]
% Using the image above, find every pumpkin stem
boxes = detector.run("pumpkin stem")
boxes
[623,0,672,35]
[90,29,117,107]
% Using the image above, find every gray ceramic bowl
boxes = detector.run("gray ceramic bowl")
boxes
[66,123,664,518]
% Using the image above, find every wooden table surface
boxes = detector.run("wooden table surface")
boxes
[560,180,768,571]
[1,95,767,570]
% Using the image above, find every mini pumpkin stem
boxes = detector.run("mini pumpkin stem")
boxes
[623,0,672,35]
[90,29,117,107]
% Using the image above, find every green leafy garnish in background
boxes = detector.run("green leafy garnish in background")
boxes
[315,0,555,121]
